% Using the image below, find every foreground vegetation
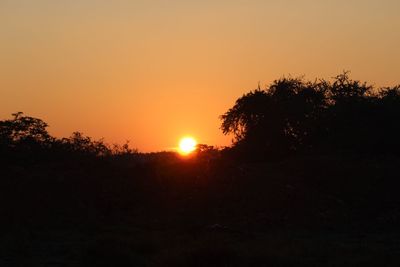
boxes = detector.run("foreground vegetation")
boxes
[1,73,400,266]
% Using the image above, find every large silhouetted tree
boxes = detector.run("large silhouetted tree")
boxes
[221,73,400,159]
[221,77,327,158]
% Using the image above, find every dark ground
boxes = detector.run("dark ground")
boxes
[1,152,400,266]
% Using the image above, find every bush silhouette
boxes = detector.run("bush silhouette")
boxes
[0,113,137,164]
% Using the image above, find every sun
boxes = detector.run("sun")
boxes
[178,137,197,155]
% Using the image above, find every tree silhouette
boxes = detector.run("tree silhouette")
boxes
[0,112,51,144]
[0,113,138,161]
[220,77,327,158]
[221,73,400,159]
[0,112,52,155]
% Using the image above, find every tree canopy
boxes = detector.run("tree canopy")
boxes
[221,73,400,159]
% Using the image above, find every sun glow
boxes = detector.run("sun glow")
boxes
[178,137,197,155]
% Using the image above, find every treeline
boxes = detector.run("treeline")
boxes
[221,72,400,160]
[0,112,136,164]
[2,72,399,164]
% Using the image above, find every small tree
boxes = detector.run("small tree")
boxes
[0,112,51,146]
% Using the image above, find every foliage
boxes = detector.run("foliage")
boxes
[0,112,51,145]
[220,72,400,159]
[0,112,137,161]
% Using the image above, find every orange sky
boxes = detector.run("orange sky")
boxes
[1,1,400,152]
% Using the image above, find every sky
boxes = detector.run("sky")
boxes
[1,0,399,152]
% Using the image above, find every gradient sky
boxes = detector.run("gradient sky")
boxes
[1,0,399,152]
